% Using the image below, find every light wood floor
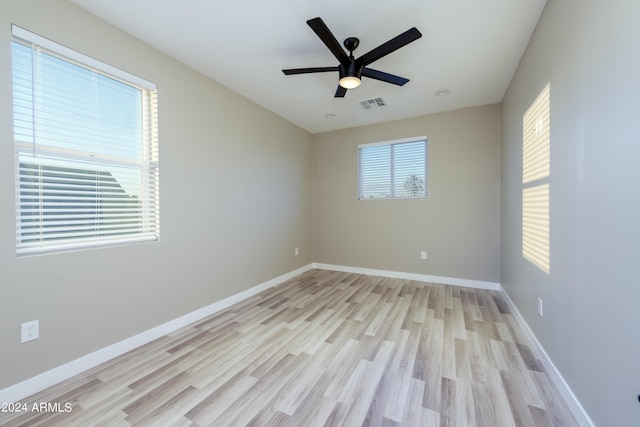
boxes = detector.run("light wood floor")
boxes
[1,269,578,426]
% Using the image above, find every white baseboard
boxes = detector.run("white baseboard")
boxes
[499,286,594,427]
[314,263,592,426]
[0,263,314,404]
[1,262,591,427]
[312,263,501,291]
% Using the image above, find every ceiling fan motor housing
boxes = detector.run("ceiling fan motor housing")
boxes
[344,37,360,53]
[339,61,363,81]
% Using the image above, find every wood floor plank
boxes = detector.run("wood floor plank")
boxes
[466,330,489,384]
[381,327,413,423]
[422,318,444,412]
[442,308,457,380]
[454,337,473,381]
[484,367,518,427]
[439,377,457,427]
[0,269,579,427]
[456,378,477,427]
[471,381,497,427]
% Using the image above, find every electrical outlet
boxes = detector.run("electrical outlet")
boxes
[420,251,427,260]
[537,298,543,317]
[294,248,299,256]
[21,320,39,343]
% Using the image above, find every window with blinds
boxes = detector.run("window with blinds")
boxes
[358,137,427,199]
[11,25,159,256]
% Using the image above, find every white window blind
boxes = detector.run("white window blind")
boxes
[12,25,159,256]
[358,137,427,199]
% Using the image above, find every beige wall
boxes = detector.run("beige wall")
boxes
[0,0,312,389]
[501,0,640,425]
[312,105,501,283]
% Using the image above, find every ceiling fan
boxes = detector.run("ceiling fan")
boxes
[282,17,422,97]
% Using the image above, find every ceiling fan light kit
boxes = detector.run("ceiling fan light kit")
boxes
[339,76,361,89]
[283,17,422,97]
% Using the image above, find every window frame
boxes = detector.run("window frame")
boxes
[11,25,159,256]
[358,136,428,200]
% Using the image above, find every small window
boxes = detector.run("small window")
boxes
[11,25,159,256]
[358,136,427,199]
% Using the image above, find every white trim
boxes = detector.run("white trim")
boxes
[358,135,427,149]
[499,286,595,427]
[11,24,156,90]
[0,262,592,427]
[312,263,591,425]
[311,263,500,290]
[0,264,313,404]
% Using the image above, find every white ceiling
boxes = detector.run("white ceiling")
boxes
[70,0,547,134]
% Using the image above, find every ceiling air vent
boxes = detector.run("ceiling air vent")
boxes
[359,97,386,110]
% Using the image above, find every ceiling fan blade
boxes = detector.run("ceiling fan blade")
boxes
[335,85,347,98]
[362,68,410,86]
[282,66,338,75]
[307,17,350,64]
[357,27,422,67]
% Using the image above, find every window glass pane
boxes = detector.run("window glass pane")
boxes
[360,145,391,198]
[393,141,426,197]
[18,155,144,244]
[14,43,143,160]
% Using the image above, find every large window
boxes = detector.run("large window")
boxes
[12,26,159,256]
[358,137,427,199]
